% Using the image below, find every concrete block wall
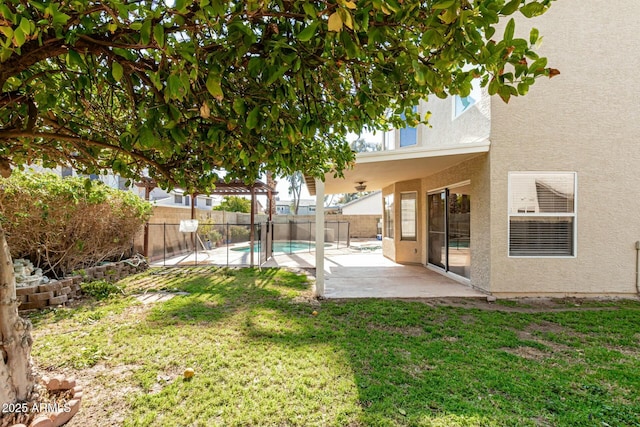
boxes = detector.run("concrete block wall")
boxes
[272,214,380,239]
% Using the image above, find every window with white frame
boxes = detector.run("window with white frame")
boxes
[174,194,183,204]
[384,194,394,238]
[400,192,417,240]
[399,106,418,147]
[454,78,482,118]
[508,172,576,257]
[205,198,212,207]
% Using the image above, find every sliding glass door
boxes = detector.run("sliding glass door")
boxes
[428,185,471,279]
[428,192,446,269]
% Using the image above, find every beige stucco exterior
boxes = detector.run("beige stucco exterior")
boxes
[320,0,640,297]
[486,0,640,297]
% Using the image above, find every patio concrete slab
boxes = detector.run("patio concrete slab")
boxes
[324,263,485,298]
[269,251,486,299]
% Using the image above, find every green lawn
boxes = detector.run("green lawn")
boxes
[29,267,640,426]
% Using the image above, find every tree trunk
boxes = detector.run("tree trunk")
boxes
[0,223,34,406]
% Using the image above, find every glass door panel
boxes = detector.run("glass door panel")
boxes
[428,192,446,269]
[447,189,471,279]
[428,187,471,280]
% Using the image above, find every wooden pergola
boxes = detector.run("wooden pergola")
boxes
[135,178,277,266]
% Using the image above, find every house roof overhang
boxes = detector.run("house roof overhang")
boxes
[306,142,490,195]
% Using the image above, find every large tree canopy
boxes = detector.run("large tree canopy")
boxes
[0,0,556,193]
[0,0,558,408]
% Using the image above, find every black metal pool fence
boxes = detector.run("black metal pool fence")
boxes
[135,220,350,267]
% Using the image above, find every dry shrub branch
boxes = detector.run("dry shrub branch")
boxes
[0,172,151,277]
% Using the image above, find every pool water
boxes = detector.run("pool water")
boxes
[231,241,328,253]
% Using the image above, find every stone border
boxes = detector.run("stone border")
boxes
[17,260,147,314]
[10,376,82,427]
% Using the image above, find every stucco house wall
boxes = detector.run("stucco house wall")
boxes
[422,154,491,292]
[488,0,640,296]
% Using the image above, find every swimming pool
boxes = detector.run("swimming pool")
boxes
[231,241,329,253]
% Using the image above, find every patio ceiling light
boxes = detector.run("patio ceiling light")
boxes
[354,181,367,192]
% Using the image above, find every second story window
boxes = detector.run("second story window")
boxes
[399,106,418,147]
[454,79,482,118]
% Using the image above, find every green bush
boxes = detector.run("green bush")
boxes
[229,225,250,243]
[81,280,124,300]
[0,171,152,276]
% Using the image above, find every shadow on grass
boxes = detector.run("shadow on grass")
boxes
[117,267,640,426]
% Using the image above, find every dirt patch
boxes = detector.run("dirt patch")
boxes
[529,320,568,334]
[517,330,573,354]
[501,346,550,361]
[403,361,436,378]
[395,297,637,313]
[460,314,476,324]
[367,323,425,337]
[31,363,143,427]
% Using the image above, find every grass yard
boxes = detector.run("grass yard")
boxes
[28,267,640,426]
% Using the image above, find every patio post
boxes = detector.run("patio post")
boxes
[314,178,325,297]
[250,185,255,267]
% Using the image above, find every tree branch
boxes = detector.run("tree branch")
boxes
[0,131,176,186]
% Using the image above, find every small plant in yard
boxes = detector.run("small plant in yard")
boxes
[80,280,124,300]
[73,268,88,279]
[29,267,640,427]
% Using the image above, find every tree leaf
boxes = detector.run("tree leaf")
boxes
[302,3,317,18]
[529,27,539,45]
[432,0,456,10]
[111,61,123,82]
[343,1,357,10]
[342,10,354,30]
[265,66,288,86]
[19,17,30,35]
[504,18,515,41]
[0,26,13,39]
[297,22,319,42]
[206,71,224,100]
[529,57,547,73]
[328,12,343,32]
[200,102,211,119]
[140,20,151,45]
[501,0,521,16]
[246,106,260,129]
[233,98,246,115]
[520,2,546,18]
[154,24,165,47]
[52,11,71,25]
[67,49,84,68]
[13,27,25,47]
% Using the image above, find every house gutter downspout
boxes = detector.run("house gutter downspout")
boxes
[636,241,640,294]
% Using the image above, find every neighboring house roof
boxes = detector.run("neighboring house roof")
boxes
[340,191,383,215]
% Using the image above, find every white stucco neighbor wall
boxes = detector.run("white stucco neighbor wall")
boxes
[489,0,640,296]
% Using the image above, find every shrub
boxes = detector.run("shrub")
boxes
[198,221,224,246]
[228,225,250,243]
[81,280,124,300]
[0,171,152,276]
